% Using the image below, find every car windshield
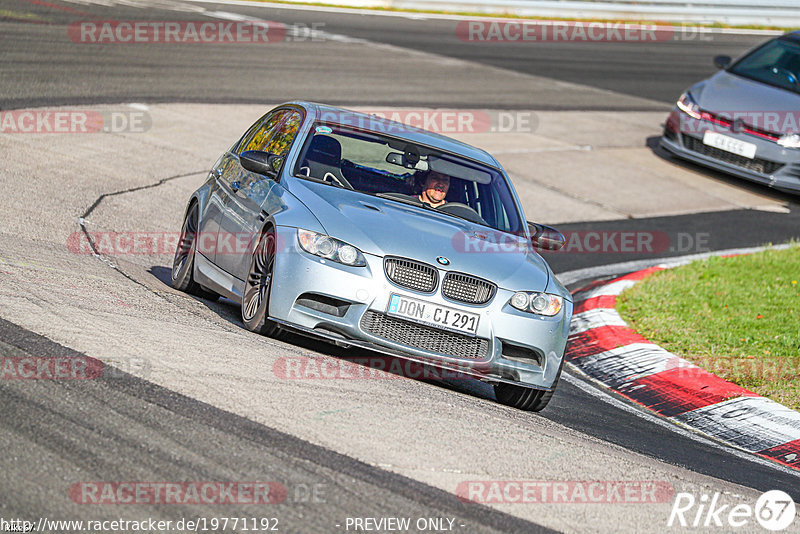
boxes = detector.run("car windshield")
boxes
[293,122,524,234]
[729,36,800,94]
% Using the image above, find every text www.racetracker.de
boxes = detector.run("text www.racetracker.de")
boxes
[0,516,280,533]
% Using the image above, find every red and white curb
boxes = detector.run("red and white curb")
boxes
[566,266,800,471]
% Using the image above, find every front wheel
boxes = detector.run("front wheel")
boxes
[171,202,219,301]
[241,228,282,338]
[494,362,563,412]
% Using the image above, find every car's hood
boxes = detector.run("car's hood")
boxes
[694,71,800,133]
[287,178,550,291]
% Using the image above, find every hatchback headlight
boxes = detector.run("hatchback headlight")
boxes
[510,291,563,316]
[676,92,702,119]
[297,229,366,266]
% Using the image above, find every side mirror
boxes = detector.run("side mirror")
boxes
[240,150,283,178]
[527,221,566,251]
[713,55,731,70]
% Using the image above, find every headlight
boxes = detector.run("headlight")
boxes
[510,291,563,316]
[778,133,800,148]
[297,229,366,266]
[676,92,702,119]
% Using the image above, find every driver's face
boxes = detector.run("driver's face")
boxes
[423,172,450,203]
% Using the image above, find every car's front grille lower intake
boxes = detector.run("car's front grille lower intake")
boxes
[360,310,490,360]
[682,134,783,175]
[384,257,438,293]
[442,272,496,304]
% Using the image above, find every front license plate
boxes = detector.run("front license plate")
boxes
[386,294,479,336]
[702,131,757,159]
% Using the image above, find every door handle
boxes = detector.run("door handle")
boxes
[231,181,241,192]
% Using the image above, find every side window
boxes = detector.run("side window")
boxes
[261,111,302,156]
[238,110,290,155]
[236,113,269,153]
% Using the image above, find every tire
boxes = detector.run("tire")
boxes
[241,227,282,338]
[494,360,563,412]
[171,202,219,301]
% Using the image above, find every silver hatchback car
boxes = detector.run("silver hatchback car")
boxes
[661,31,800,194]
[172,102,572,411]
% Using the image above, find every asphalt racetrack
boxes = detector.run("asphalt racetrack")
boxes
[1,1,800,532]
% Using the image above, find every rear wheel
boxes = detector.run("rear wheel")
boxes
[241,228,282,338]
[494,361,563,412]
[171,202,219,301]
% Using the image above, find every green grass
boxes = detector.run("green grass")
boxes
[617,246,800,410]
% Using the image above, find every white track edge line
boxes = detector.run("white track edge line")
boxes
[185,0,785,36]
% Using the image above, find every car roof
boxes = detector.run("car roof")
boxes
[784,30,800,42]
[286,101,502,169]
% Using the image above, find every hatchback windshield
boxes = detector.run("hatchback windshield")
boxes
[293,122,524,234]
[730,36,800,94]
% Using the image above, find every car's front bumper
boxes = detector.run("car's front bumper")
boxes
[268,226,572,390]
[660,108,800,194]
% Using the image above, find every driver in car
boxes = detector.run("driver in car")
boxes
[418,171,450,208]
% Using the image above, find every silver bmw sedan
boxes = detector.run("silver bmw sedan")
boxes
[172,102,572,411]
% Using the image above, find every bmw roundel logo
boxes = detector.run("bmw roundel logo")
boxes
[436,256,450,266]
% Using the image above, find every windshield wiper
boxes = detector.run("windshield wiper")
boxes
[296,174,349,189]
[375,193,485,226]
[375,192,424,207]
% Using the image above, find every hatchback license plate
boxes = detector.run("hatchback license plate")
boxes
[386,294,479,336]
[702,131,757,159]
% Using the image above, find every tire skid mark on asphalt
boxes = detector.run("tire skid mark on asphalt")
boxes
[71,170,268,338]
[76,171,206,294]
[81,170,206,220]
[69,170,357,356]
[0,317,555,534]
[564,263,800,471]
